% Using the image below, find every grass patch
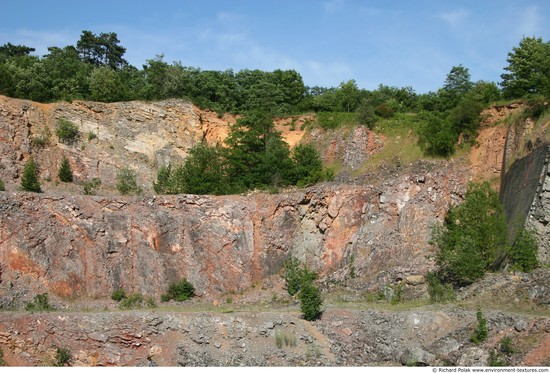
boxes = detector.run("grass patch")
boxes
[316,112,357,129]
[357,113,427,173]
[275,330,297,349]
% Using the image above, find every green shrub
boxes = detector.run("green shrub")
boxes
[111,288,127,302]
[375,103,395,118]
[523,95,549,119]
[145,296,157,308]
[116,167,142,195]
[434,182,509,285]
[510,228,539,272]
[0,179,4,191]
[55,118,79,144]
[299,280,322,321]
[427,271,455,303]
[161,279,195,302]
[31,135,49,148]
[118,294,143,309]
[53,347,71,367]
[87,131,97,141]
[20,157,41,193]
[500,336,515,355]
[283,258,317,296]
[25,293,54,312]
[417,112,457,157]
[58,156,73,182]
[471,308,488,344]
[83,177,101,195]
[153,163,176,194]
[390,283,404,305]
[356,101,377,129]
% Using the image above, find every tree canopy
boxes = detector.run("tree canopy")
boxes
[501,36,550,99]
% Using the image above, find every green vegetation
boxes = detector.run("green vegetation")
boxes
[299,280,323,321]
[0,347,6,366]
[489,336,515,366]
[282,258,322,321]
[283,258,317,296]
[427,272,455,303]
[83,177,101,195]
[25,293,54,312]
[161,279,195,302]
[118,294,144,309]
[53,347,72,367]
[471,308,488,344]
[20,157,41,192]
[434,182,508,285]
[32,127,52,148]
[55,118,79,144]
[116,167,141,195]
[489,351,506,367]
[111,288,127,302]
[500,336,515,355]
[110,289,156,309]
[316,111,357,129]
[153,113,329,195]
[58,156,73,182]
[87,131,97,141]
[0,179,4,191]
[433,180,540,287]
[510,228,539,272]
[501,36,550,99]
[275,330,297,349]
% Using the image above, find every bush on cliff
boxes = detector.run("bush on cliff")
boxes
[161,279,195,302]
[55,118,80,144]
[116,167,142,195]
[0,179,4,191]
[509,228,539,272]
[434,181,508,285]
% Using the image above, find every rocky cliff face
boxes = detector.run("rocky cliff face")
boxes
[0,159,467,306]
[0,96,238,194]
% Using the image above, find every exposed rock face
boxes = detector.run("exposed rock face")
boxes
[525,148,550,263]
[0,160,468,306]
[0,95,386,194]
[305,125,384,169]
[0,95,234,194]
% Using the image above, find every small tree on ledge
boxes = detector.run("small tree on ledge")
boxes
[58,156,73,182]
[20,157,41,192]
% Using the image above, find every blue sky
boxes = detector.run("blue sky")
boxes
[1,0,549,93]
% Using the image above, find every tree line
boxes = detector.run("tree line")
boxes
[1,31,549,160]
[2,31,548,112]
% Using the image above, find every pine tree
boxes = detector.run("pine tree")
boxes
[58,156,73,182]
[20,157,41,192]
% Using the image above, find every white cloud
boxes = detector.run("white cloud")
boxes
[437,9,470,28]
